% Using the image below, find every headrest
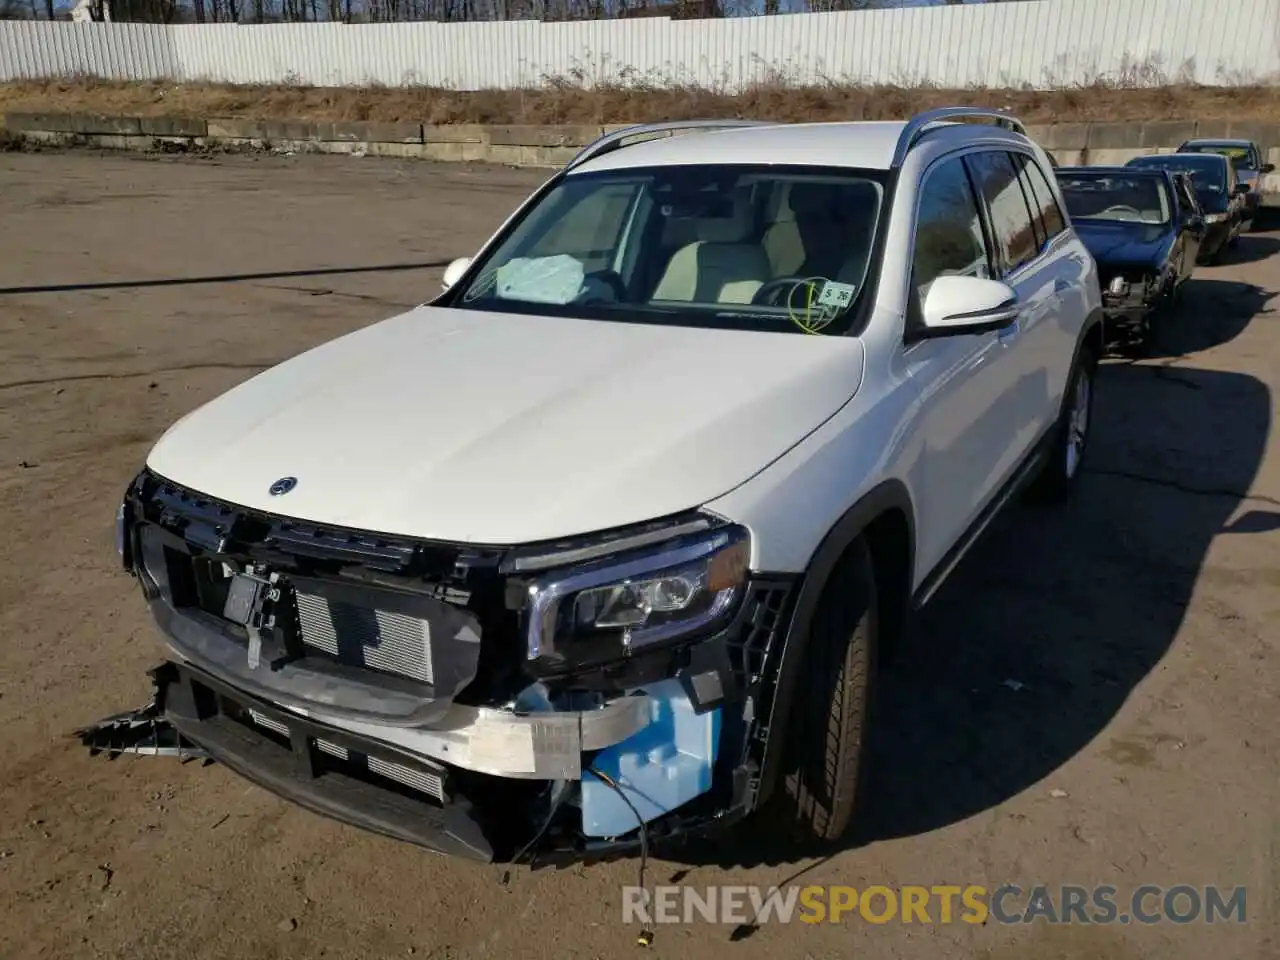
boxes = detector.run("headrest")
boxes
[694,188,755,244]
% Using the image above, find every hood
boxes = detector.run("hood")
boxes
[1073,220,1172,268]
[146,306,864,544]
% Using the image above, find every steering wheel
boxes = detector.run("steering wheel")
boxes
[577,269,627,304]
[751,276,820,307]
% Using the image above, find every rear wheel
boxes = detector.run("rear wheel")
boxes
[1028,343,1096,503]
[766,538,876,848]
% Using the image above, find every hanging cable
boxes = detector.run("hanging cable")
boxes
[587,767,655,948]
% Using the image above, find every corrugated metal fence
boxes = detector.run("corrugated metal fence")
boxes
[3,0,1279,89]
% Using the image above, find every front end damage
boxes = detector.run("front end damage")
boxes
[1098,265,1166,335]
[85,470,796,864]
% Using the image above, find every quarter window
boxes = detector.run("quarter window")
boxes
[912,157,991,298]
[1018,155,1067,244]
[965,151,1039,274]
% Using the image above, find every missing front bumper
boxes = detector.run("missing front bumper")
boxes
[80,662,743,864]
[122,662,499,859]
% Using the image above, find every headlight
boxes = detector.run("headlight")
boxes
[521,523,750,664]
[1205,212,1228,224]
[1107,276,1129,296]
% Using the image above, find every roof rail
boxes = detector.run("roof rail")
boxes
[891,107,1026,168]
[566,119,773,172]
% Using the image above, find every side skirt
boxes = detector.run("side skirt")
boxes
[910,433,1052,610]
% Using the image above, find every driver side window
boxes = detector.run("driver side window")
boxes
[912,157,992,301]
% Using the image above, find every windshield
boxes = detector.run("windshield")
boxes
[1181,142,1257,170]
[1057,173,1171,224]
[1128,155,1227,196]
[450,165,886,336]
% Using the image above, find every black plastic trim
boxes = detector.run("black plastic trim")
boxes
[158,662,495,861]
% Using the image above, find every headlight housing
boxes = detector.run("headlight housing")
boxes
[1204,212,1228,224]
[115,489,135,571]
[519,522,750,666]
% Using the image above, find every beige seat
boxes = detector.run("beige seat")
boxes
[763,181,878,284]
[652,191,771,304]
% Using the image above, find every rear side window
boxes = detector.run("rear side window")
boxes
[911,156,992,298]
[1017,155,1067,244]
[965,151,1038,274]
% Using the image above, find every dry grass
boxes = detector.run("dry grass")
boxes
[1,77,1278,126]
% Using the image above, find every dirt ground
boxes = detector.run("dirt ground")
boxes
[0,151,1276,960]
[3,78,1280,126]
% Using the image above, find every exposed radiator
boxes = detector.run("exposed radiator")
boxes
[293,590,434,686]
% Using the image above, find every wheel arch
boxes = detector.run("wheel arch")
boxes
[1082,306,1105,363]
[755,477,916,809]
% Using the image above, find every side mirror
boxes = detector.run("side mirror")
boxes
[1232,183,1251,196]
[1186,214,1205,233]
[1260,162,1275,174]
[919,275,1019,338]
[441,257,472,291]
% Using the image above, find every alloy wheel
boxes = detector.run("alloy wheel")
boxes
[1064,366,1091,479]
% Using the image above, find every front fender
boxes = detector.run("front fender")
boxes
[753,478,915,811]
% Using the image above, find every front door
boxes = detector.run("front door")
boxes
[901,152,1024,579]
[1172,175,1202,281]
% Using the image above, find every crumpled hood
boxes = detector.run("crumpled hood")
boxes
[146,306,864,544]
[1074,221,1173,269]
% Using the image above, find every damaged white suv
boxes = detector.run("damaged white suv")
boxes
[100,108,1102,863]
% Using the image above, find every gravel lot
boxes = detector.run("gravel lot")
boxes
[0,151,1276,960]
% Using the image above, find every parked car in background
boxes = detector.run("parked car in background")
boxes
[1056,166,1203,346]
[90,109,1104,865]
[1126,152,1246,263]
[1176,138,1273,231]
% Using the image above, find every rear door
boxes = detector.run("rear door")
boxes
[1012,153,1085,425]
[964,150,1075,476]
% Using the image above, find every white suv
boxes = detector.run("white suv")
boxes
[105,108,1102,863]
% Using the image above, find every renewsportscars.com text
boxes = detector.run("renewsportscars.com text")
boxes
[621,884,1247,926]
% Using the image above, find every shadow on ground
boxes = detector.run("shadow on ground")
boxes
[680,356,1269,887]
[0,259,451,296]
[1142,277,1275,357]
[1221,233,1280,266]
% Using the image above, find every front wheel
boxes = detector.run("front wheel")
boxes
[1027,344,1096,504]
[765,538,877,848]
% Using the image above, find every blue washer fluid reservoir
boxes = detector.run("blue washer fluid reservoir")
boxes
[580,677,721,838]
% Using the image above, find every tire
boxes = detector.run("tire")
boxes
[766,538,876,848]
[1027,342,1097,504]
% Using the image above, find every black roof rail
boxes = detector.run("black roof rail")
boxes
[892,107,1026,167]
[565,119,775,172]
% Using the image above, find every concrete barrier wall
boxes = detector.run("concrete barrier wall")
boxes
[6,112,1280,197]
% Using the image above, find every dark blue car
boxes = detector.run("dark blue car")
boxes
[1056,166,1205,345]
[1126,152,1248,262]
